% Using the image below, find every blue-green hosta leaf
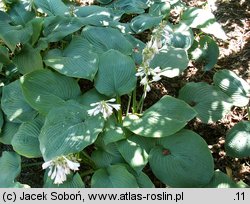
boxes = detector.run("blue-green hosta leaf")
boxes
[77,88,107,108]
[34,0,69,16]
[150,47,189,78]
[213,69,250,107]
[102,118,127,145]
[39,101,104,161]
[13,44,43,74]
[21,69,81,114]
[1,80,37,123]
[8,2,35,25]
[95,50,137,97]
[112,0,148,14]
[130,14,162,33]
[0,45,11,64]
[45,36,98,80]
[28,17,43,46]
[204,170,238,188]
[178,82,233,123]
[91,148,124,168]
[128,134,156,154]
[117,138,148,173]
[181,7,227,40]
[91,164,139,188]
[124,95,197,138]
[44,173,85,188]
[149,129,214,187]
[43,16,82,42]
[122,164,154,188]
[0,20,33,51]
[225,121,250,158]
[0,121,20,145]
[190,35,219,71]
[149,1,170,17]
[12,116,44,158]
[164,24,194,50]
[81,26,133,55]
[0,151,24,187]
[75,5,120,27]
[125,34,145,65]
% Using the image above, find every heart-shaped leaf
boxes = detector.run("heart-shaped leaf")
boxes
[117,138,148,173]
[81,26,133,55]
[34,0,69,16]
[12,116,44,158]
[75,5,120,27]
[130,14,163,33]
[178,82,233,123]
[13,44,43,74]
[0,18,33,51]
[44,173,85,188]
[124,95,197,138]
[122,164,155,188]
[225,121,250,158]
[1,80,37,123]
[213,69,250,107]
[204,170,238,188]
[181,7,227,40]
[0,121,20,145]
[150,47,189,78]
[8,2,35,25]
[91,148,124,168]
[0,151,25,187]
[43,16,82,42]
[95,49,137,97]
[164,24,194,50]
[45,36,98,80]
[189,35,219,71]
[112,0,148,14]
[149,1,170,17]
[149,129,214,187]
[39,101,104,161]
[91,164,139,188]
[20,69,81,114]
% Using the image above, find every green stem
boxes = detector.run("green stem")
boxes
[126,95,132,115]
[22,162,43,168]
[132,89,137,114]
[116,96,123,123]
[137,85,147,113]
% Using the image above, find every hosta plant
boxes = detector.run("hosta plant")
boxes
[0,0,249,188]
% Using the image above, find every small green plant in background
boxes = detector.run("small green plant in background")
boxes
[0,0,249,188]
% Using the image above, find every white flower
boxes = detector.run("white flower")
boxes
[87,98,121,120]
[42,155,80,185]
[136,66,162,92]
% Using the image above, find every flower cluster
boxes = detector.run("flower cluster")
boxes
[87,98,121,120]
[136,66,162,92]
[42,155,80,185]
[136,22,169,93]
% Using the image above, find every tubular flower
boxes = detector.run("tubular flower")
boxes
[87,98,121,120]
[42,155,80,185]
[136,66,162,92]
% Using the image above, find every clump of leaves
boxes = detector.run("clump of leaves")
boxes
[0,0,249,188]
